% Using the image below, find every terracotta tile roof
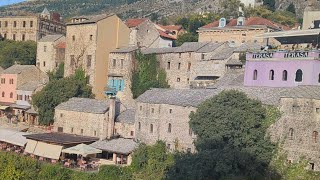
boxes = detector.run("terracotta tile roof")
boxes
[158,24,183,31]
[200,17,290,30]
[201,21,219,28]
[158,29,176,40]
[55,42,66,49]
[125,18,148,28]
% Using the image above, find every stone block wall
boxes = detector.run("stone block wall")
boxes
[269,97,320,171]
[114,122,135,139]
[135,102,197,152]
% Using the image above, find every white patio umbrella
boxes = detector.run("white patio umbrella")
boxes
[62,143,102,156]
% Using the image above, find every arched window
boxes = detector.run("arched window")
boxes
[282,70,288,81]
[269,70,274,80]
[295,69,303,82]
[150,124,153,133]
[313,131,318,143]
[10,92,13,98]
[289,128,294,140]
[138,122,141,131]
[1,92,4,97]
[168,123,172,133]
[253,70,258,80]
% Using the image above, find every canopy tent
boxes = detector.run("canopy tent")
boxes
[0,128,29,147]
[90,138,138,155]
[62,143,102,156]
[33,142,63,160]
[24,139,38,154]
[0,106,9,110]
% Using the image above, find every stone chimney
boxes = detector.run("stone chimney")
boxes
[107,97,116,139]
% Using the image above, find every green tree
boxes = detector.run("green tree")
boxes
[286,3,296,15]
[32,69,94,125]
[48,63,64,81]
[132,141,174,179]
[168,90,277,180]
[175,32,198,46]
[131,52,169,98]
[0,40,36,68]
[263,0,276,11]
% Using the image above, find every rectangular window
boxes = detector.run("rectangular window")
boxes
[23,21,26,27]
[43,61,46,67]
[90,35,93,41]
[120,59,124,69]
[178,63,181,70]
[57,127,63,132]
[87,55,92,68]
[13,21,17,27]
[167,62,170,70]
[169,109,172,113]
[130,131,134,136]
[201,53,205,60]
[151,108,154,113]
[113,59,116,67]
[81,129,84,135]
[177,78,180,82]
[72,35,75,41]
[22,34,25,41]
[13,34,16,40]
[9,79,13,84]
[1,78,5,84]
[70,55,75,66]
[30,21,33,28]
[4,21,8,27]
[0,21,1,27]
[188,62,191,71]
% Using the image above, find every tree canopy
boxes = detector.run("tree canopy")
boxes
[168,90,277,180]
[32,69,94,125]
[0,40,36,68]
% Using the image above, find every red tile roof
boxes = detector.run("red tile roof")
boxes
[158,24,183,31]
[158,30,176,40]
[125,18,148,28]
[55,42,66,49]
[200,17,290,30]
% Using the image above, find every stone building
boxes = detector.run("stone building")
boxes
[135,88,220,152]
[125,18,176,48]
[0,8,65,42]
[53,98,116,140]
[107,46,138,108]
[36,34,65,73]
[64,14,130,99]
[114,109,135,139]
[198,17,289,46]
[240,0,262,8]
[302,0,320,30]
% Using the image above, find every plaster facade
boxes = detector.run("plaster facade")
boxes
[64,14,130,99]
[244,51,320,87]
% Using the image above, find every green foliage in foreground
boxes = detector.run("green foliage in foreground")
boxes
[0,40,37,68]
[131,52,169,99]
[32,69,94,125]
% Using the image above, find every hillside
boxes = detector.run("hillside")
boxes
[0,0,316,20]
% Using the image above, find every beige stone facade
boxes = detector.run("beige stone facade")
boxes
[0,15,65,42]
[302,0,320,30]
[53,98,116,140]
[135,102,197,152]
[269,97,320,171]
[36,35,65,73]
[64,14,130,99]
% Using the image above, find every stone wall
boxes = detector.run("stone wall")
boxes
[135,102,197,152]
[269,97,320,171]
[108,52,137,108]
[114,122,135,139]
[53,109,110,140]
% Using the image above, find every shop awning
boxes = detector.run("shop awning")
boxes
[0,106,9,110]
[0,128,29,147]
[62,143,102,156]
[25,139,38,154]
[33,142,63,160]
